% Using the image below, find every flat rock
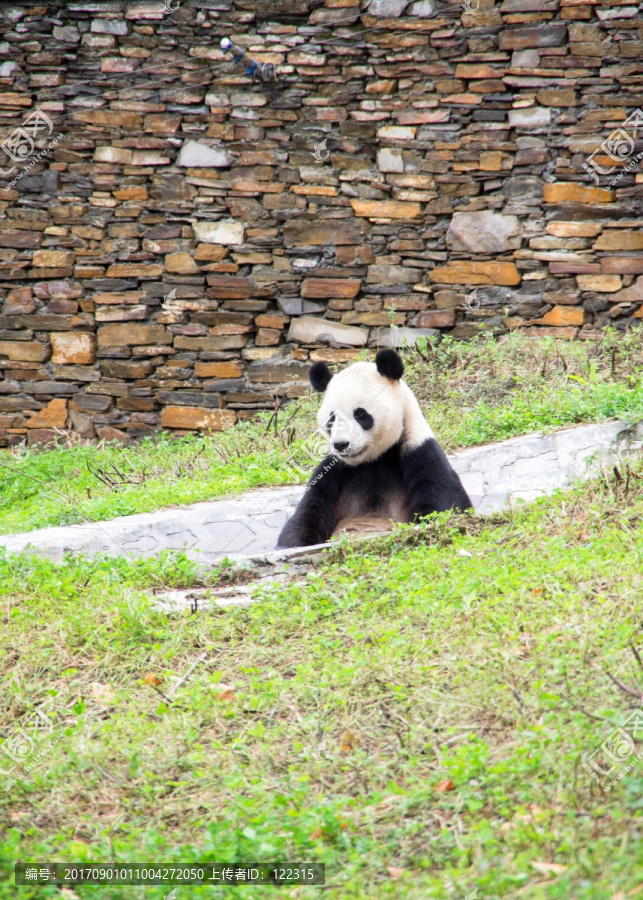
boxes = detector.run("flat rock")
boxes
[177,140,232,168]
[288,315,369,346]
[192,220,245,245]
[447,211,522,254]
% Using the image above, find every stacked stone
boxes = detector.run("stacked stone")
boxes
[0,0,641,445]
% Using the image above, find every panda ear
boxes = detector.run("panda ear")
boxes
[375,349,404,381]
[309,361,333,392]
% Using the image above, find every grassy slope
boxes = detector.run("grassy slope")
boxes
[2,468,643,898]
[2,331,643,534]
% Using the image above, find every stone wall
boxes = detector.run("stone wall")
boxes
[0,0,642,445]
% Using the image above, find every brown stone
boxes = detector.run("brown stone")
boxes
[0,341,49,362]
[3,287,35,316]
[593,232,643,251]
[600,258,643,275]
[577,274,622,292]
[430,262,521,286]
[206,276,264,299]
[301,278,361,299]
[415,309,457,328]
[283,220,368,247]
[97,426,131,445]
[532,306,585,326]
[114,187,148,201]
[255,314,288,329]
[537,89,578,106]
[25,398,68,429]
[160,406,237,431]
[350,200,421,219]
[32,250,75,268]
[165,252,199,274]
[543,183,614,204]
[194,244,228,262]
[97,324,171,347]
[51,333,96,365]
[336,245,375,266]
[194,362,244,378]
[105,263,164,278]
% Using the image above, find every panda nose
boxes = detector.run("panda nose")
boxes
[333,441,350,453]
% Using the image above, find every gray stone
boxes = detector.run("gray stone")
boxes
[512,49,540,67]
[447,211,522,254]
[278,297,325,316]
[408,0,437,15]
[610,276,643,305]
[366,264,422,285]
[288,315,369,346]
[191,219,245,245]
[503,175,544,202]
[177,140,232,168]
[371,326,441,348]
[91,19,129,34]
[508,107,551,129]
[377,148,404,173]
[368,0,409,15]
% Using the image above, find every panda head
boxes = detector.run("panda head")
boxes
[308,349,407,466]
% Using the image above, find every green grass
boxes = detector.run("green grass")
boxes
[2,330,643,534]
[2,466,643,897]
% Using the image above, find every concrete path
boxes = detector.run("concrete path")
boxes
[1,418,642,564]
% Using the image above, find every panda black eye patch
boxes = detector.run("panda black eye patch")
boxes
[353,407,374,430]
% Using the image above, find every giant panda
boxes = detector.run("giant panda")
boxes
[277,348,472,548]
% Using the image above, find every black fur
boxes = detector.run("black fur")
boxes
[309,361,333,392]
[277,438,471,548]
[401,438,471,519]
[375,349,404,381]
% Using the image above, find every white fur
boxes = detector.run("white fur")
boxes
[316,361,434,466]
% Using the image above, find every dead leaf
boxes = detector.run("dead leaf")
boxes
[310,827,323,840]
[533,587,543,595]
[339,729,359,752]
[144,673,164,686]
[435,779,456,793]
[611,892,625,900]
[531,862,567,875]
[387,866,404,879]
[90,682,115,703]
[212,683,235,701]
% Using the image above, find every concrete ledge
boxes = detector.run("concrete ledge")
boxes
[2,419,641,564]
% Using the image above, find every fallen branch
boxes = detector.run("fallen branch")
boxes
[168,652,208,698]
